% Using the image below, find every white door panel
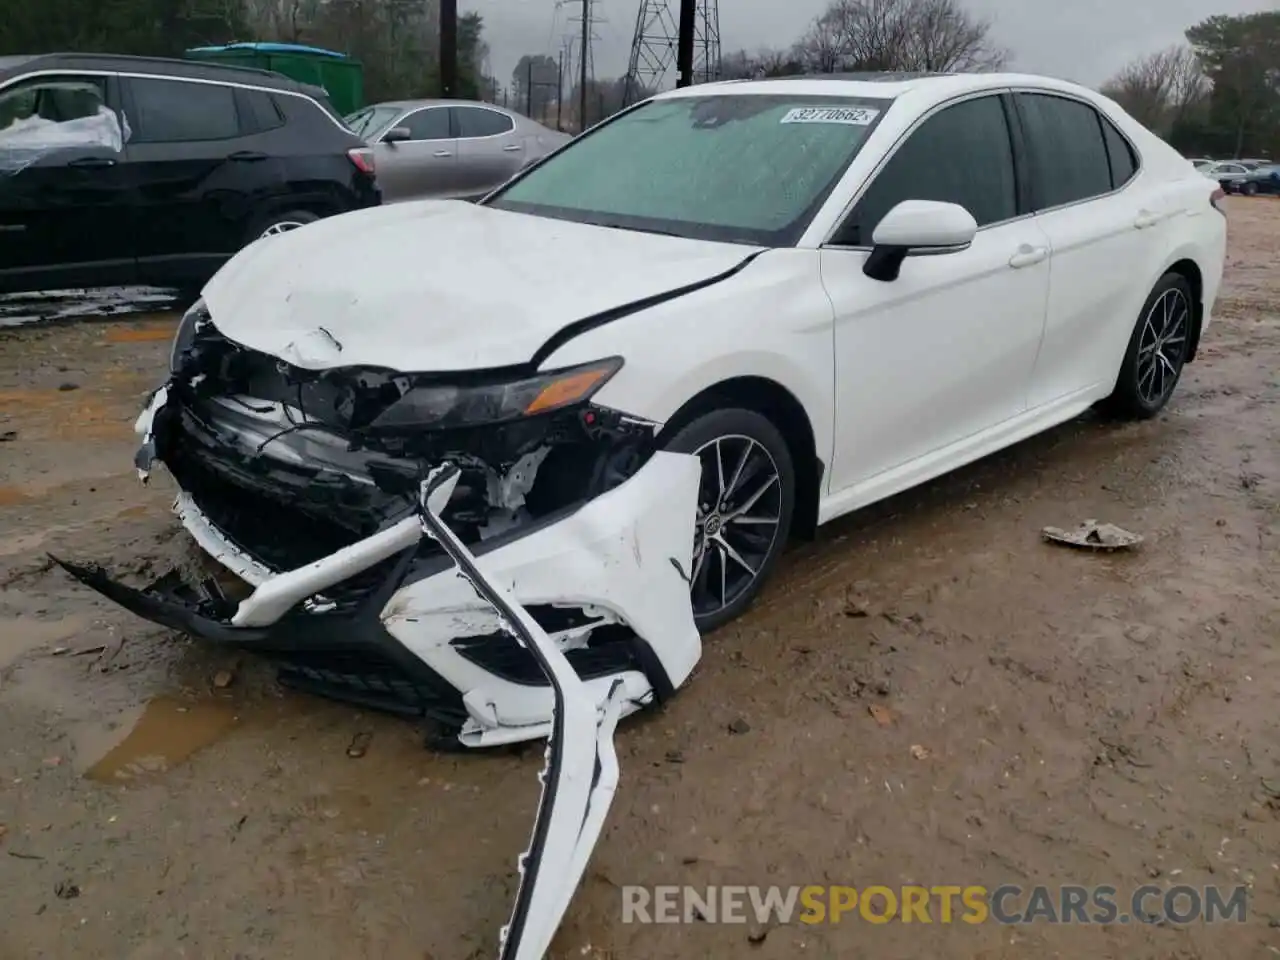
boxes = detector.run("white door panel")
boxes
[823,217,1051,490]
[1027,194,1161,408]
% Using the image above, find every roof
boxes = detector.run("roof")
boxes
[0,52,311,92]
[364,98,518,111]
[187,42,349,59]
[657,72,1096,103]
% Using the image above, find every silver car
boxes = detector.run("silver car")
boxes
[345,100,571,202]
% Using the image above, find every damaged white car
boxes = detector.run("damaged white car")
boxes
[60,72,1225,751]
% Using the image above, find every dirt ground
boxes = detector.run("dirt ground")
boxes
[1,198,1277,960]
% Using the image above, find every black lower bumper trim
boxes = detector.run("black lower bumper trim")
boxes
[51,549,469,730]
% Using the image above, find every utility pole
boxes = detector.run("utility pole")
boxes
[440,0,458,97]
[676,0,695,88]
[556,50,565,129]
[578,0,591,130]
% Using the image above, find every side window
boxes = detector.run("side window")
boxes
[836,95,1016,245]
[242,89,285,133]
[129,77,240,143]
[0,75,124,168]
[1017,93,1112,209]
[455,106,514,138]
[401,107,451,141]
[1100,117,1137,188]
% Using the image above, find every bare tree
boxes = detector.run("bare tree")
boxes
[1100,45,1209,133]
[799,0,1006,74]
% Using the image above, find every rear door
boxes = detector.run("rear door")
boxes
[119,74,283,287]
[1014,91,1166,408]
[452,105,525,196]
[372,105,457,201]
[0,71,135,291]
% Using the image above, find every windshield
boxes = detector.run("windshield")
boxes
[485,94,891,245]
[345,105,401,139]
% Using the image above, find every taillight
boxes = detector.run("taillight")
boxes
[347,147,375,176]
[1211,187,1226,214]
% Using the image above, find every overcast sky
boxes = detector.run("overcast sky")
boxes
[465,0,1278,94]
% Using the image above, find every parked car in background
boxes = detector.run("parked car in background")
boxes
[0,53,380,296]
[1201,161,1251,191]
[1187,157,1212,168]
[1236,163,1280,195]
[344,99,571,202]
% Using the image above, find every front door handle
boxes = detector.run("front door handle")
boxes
[1008,245,1048,269]
[68,156,116,168]
[227,150,267,162]
[433,150,452,158]
[1133,210,1162,229]
[502,144,522,152]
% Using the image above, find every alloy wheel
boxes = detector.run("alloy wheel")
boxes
[260,220,306,238]
[689,434,784,618]
[1136,287,1190,407]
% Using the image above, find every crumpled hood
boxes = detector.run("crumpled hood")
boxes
[202,200,760,371]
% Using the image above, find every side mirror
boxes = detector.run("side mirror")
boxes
[381,126,411,144]
[863,199,978,282]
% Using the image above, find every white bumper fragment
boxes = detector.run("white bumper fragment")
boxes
[385,450,702,747]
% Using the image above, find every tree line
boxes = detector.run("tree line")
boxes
[0,0,495,105]
[1101,12,1280,159]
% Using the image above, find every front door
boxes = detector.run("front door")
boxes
[821,93,1051,496]
[452,105,526,196]
[0,72,135,292]
[373,105,459,201]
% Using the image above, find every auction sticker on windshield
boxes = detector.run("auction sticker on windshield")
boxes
[780,106,880,125]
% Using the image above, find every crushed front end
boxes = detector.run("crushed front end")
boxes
[58,302,702,747]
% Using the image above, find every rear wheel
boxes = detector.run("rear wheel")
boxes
[1102,273,1193,419]
[245,208,319,245]
[662,408,795,634]
[1243,180,1259,196]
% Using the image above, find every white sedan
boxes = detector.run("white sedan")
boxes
[61,71,1226,750]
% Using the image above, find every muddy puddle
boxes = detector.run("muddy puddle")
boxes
[82,697,240,783]
[0,287,183,328]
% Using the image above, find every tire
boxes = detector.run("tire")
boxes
[1243,181,1259,196]
[662,407,796,634]
[245,208,319,246]
[1101,273,1194,420]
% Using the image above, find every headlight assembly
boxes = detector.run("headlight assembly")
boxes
[170,298,208,373]
[369,357,624,431]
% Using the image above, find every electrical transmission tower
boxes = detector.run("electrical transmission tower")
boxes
[623,0,721,106]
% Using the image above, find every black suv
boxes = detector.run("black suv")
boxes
[0,53,380,295]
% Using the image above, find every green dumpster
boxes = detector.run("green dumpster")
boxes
[184,42,364,115]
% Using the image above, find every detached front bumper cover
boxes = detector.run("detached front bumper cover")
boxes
[419,464,622,960]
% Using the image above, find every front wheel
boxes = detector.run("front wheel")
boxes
[1101,273,1193,419]
[662,408,796,634]
[1243,181,1259,196]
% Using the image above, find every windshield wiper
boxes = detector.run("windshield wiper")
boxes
[595,220,684,238]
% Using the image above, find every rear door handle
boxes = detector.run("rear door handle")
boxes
[1008,245,1048,269]
[68,156,116,168]
[1133,210,1162,229]
[433,150,452,158]
[227,150,267,162]
[502,144,522,152]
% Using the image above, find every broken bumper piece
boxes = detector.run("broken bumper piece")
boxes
[56,450,702,748]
